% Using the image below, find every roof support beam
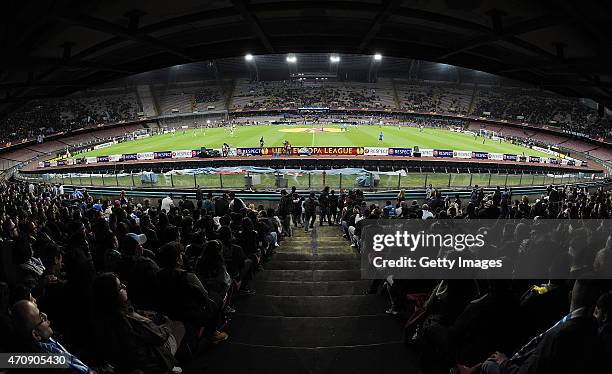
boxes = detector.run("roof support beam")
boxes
[357,0,402,53]
[0,81,90,90]
[53,13,197,62]
[229,0,275,53]
[0,57,135,75]
[438,13,567,60]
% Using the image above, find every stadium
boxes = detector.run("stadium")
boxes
[1,1,612,374]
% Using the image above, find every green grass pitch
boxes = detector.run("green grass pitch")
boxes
[75,124,549,158]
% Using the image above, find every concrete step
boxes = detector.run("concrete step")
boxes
[227,314,405,347]
[272,253,360,262]
[234,294,386,317]
[257,269,362,282]
[253,280,371,296]
[264,260,360,271]
[187,341,420,374]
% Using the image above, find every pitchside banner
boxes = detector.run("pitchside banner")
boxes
[97,156,109,163]
[364,147,389,156]
[172,150,193,159]
[261,147,364,156]
[489,153,503,161]
[433,149,454,158]
[237,147,263,156]
[503,154,518,161]
[123,154,138,161]
[310,147,364,155]
[453,150,472,159]
[529,156,541,163]
[137,152,154,161]
[154,151,172,159]
[361,220,612,279]
[388,148,412,157]
[262,147,297,155]
[108,154,122,162]
[86,157,97,164]
[420,149,434,157]
[471,151,489,160]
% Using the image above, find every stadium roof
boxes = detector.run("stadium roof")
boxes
[2,0,612,111]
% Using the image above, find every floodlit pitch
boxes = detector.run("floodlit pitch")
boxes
[73,124,550,158]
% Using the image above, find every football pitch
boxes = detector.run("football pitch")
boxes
[75,124,549,158]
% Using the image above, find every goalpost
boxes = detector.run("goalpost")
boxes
[479,128,505,141]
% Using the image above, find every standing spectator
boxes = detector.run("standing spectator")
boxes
[303,193,319,232]
[202,192,215,216]
[292,192,303,228]
[318,186,331,226]
[329,190,339,225]
[278,189,293,237]
[397,189,406,204]
[195,186,203,204]
[229,192,246,213]
[161,193,174,213]
[179,195,195,212]
[215,193,230,217]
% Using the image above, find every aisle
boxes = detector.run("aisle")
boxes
[186,225,419,374]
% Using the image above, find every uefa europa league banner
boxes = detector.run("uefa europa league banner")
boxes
[261,147,364,156]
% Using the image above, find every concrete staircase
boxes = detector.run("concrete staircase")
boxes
[186,225,419,374]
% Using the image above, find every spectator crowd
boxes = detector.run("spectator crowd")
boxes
[1,178,612,373]
[0,93,138,146]
[337,184,612,374]
[0,181,286,373]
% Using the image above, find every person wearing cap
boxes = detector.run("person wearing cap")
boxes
[421,204,434,220]
[116,233,159,309]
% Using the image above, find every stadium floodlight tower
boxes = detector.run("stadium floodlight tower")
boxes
[245,53,259,82]
[369,53,382,83]
[286,54,298,76]
[329,54,340,75]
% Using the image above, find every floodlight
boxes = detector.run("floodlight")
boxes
[286,55,297,64]
[373,53,382,61]
[330,55,340,63]
[245,54,254,61]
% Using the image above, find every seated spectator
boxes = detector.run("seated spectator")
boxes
[464,279,602,374]
[421,204,434,220]
[92,273,183,373]
[116,233,159,309]
[595,291,612,357]
[0,282,12,351]
[10,300,93,373]
[196,240,233,313]
[155,242,228,342]
[217,226,255,295]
